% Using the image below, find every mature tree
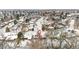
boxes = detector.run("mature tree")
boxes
[16,32,24,45]
[1,18,4,22]
[6,27,10,32]
[25,18,30,23]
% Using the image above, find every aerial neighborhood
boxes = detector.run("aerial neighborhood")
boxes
[0,9,79,49]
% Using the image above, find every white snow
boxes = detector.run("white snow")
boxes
[18,40,32,48]
[24,31,36,39]
[4,32,17,40]
[69,19,75,30]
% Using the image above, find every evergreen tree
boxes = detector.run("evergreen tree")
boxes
[14,20,18,25]
[16,14,19,20]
